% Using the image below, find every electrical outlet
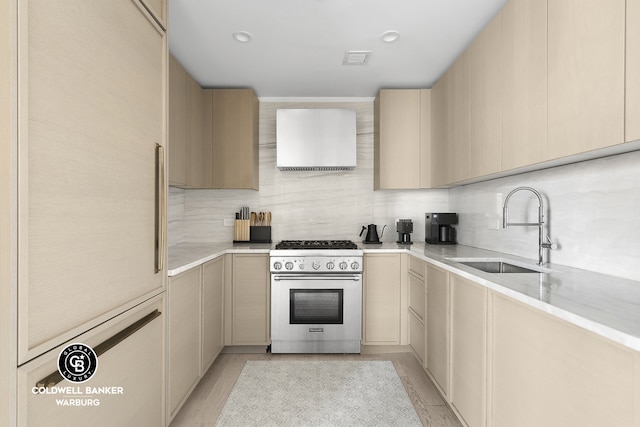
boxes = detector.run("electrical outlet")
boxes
[223,219,234,227]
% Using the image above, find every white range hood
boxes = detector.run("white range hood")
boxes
[276,108,357,171]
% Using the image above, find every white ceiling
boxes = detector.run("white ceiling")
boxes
[168,0,508,98]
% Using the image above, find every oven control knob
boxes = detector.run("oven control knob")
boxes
[312,261,321,270]
[285,262,294,270]
[273,262,282,270]
[351,261,360,270]
[326,262,335,270]
[339,261,348,270]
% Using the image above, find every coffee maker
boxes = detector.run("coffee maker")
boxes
[425,213,458,245]
[396,219,413,244]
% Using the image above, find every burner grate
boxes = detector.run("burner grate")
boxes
[275,240,358,250]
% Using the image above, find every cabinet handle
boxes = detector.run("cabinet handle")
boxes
[155,143,165,274]
[35,309,162,388]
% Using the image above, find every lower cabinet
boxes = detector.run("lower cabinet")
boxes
[168,266,201,419]
[168,256,225,422]
[408,256,426,364]
[17,296,164,427]
[450,274,487,427]
[228,254,270,345]
[425,263,450,397]
[202,257,224,374]
[490,292,635,427]
[362,254,402,345]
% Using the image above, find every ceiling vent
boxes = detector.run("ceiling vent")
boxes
[342,51,372,66]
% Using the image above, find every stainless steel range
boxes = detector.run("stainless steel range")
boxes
[270,240,363,353]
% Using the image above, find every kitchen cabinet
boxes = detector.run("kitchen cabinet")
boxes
[430,72,449,188]
[450,274,486,427]
[168,266,201,420]
[430,51,470,187]
[469,12,501,179]
[208,89,259,190]
[17,296,165,427]
[627,0,640,143]
[407,256,426,364]
[362,254,402,345]
[425,263,449,397]
[227,254,270,345]
[490,292,635,427]
[500,0,547,170]
[547,0,625,159]
[374,89,431,189]
[16,0,166,365]
[169,54,210,188]
[202,256,224,373]
[169,54,188,186]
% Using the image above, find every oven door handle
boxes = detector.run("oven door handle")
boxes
[273,274,361,281]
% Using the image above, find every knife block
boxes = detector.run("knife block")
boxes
[233,220,250,242]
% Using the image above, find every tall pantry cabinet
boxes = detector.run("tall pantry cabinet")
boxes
[2,0,168,425]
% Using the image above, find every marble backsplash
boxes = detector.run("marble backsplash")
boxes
[450,149,640,281]
[169,99,640,281]
[169,100,449,247]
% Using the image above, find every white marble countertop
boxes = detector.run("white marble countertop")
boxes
[168,241,640,352]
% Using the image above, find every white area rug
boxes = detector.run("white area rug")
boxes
[215,360,422,426]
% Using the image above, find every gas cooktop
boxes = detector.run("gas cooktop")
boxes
[274,240,359,250]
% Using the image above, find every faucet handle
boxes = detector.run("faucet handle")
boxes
[541,235,558,250]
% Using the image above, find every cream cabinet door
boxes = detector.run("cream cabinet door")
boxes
[469,12,502,179]
[448,51,471,184]
[501,0,547,170]
[374,89,422,189]
[627,0,640,143]
[169,54,188,186]
[450,274,486,427]
[362,254,401,345]
[210,89,259,190]
[547,0,625,158]
[490,292,634,427]
[202,257,224,373]
[168,267,201,419]
[426,263,449,397]
[430,72,449,187]
[231,254,270,345]
[17,297,164,427]
[18,0,166,364]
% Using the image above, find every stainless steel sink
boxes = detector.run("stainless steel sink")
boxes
[446,257,552,274]
[459,261,540,274]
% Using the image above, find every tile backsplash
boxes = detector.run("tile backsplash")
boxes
[450,149,640,281]
[169,99,640,281]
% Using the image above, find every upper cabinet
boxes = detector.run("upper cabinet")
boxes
[208,89,259,190]
[374,89,431,189]
[169,54,188,186]
[169,57,259,189]
[547,0,625,159]
[469,12,502,178]
[627,0,640,142]
[500,0,547,171]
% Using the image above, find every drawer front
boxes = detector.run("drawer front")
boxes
[409,311,425,364]
[17,296,164,427]
[408,256,425,279]
[408,273,425,321]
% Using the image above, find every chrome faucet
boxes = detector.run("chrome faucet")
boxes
[502,186,557,266]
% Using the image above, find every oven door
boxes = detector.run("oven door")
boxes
[271,273,362,353]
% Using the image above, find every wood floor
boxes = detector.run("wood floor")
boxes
[169,347,462,427]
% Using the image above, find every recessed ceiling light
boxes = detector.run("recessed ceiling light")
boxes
[232,31,253,43]
[380,30,400,43]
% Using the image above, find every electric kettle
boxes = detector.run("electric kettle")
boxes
[359,224,386,244]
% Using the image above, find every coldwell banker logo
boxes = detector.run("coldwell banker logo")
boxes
[58,343,98,383]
